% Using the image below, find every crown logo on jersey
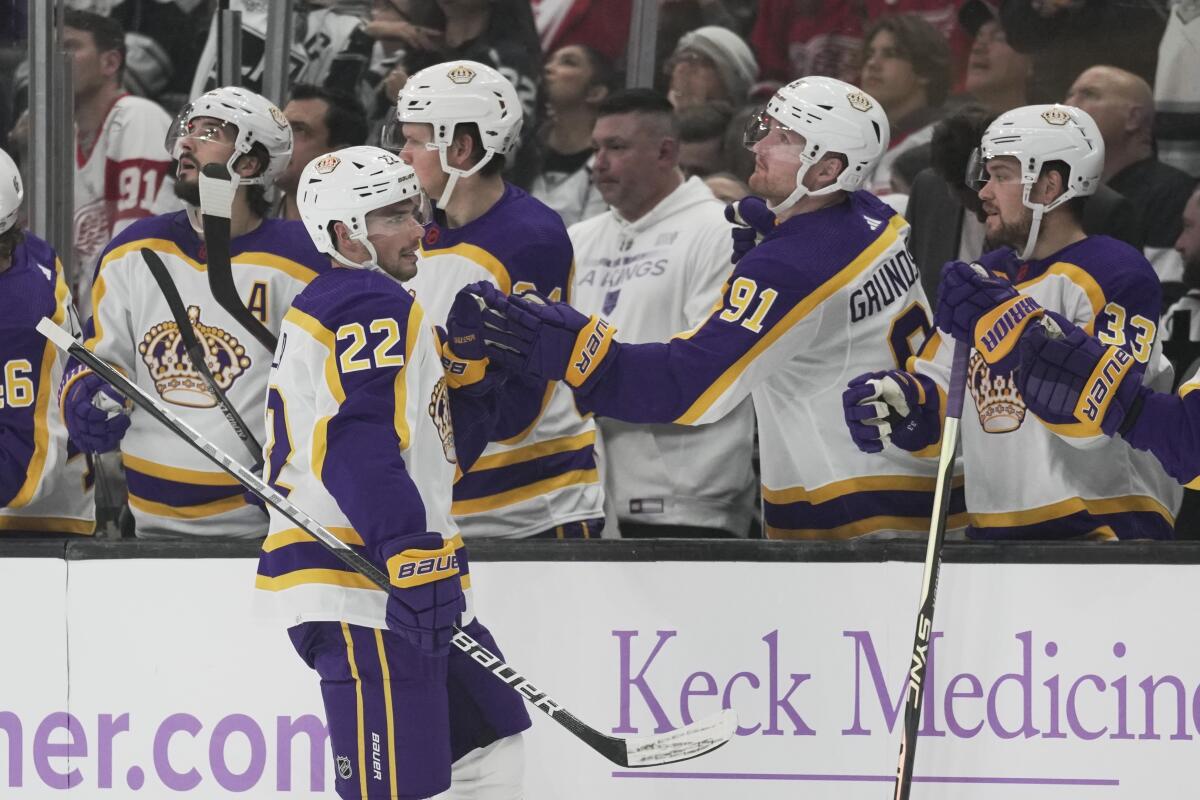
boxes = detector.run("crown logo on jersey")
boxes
[428,377,458,464]
[846,91,873,112]
[138,306,252,408]
[968,350,1026,433]
[447,64,476,84]
[1041,107,1071,126]
[314,154,341,174]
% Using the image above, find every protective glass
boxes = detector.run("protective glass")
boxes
[365,192,433,232]
[380,118,439,154]
[965,148,1025,191]
[742,109,806,155]
[165,108,236,160]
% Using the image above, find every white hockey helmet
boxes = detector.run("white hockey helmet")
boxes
[0,147,22,236]
[166,85,294,185]
[968,104,1104,258]
[744,76,890,213]
[383,60,523,206]
[298,145,430,270]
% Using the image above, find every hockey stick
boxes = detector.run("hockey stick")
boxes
[141,247,264,470]
[893,339,969,800]
[199,163,278,353]
[36,317,738,768]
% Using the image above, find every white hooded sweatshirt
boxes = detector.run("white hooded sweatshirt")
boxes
[569,176,757,535]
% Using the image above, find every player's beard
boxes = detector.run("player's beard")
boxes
[1184,254,1200,291]
[380,252,418,282]
[984,210,1033,252]
[174,176,200,207]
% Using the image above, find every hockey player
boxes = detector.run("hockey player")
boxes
[925,192,1200,489]
[258,146,530,800]
[458,76,963,540]
[0,147,94,535]
[845,104,1181,539]
[384,60,605,540]
[61,86,330,539]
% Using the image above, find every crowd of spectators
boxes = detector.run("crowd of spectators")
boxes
[1,0,1199,540]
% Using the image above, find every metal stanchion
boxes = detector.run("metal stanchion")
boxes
[51,47,73,284]
[625,0,660,89]
[27,0,53,239]
[27,1,73,279]
[261,0,294,107]
[217,4,243,88]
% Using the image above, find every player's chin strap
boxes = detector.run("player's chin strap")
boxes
[768,154,844,215]
[329,234,384,273]
[436,146,495,209]
[1019,183,1077,260]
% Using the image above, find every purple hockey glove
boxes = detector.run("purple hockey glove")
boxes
[462,282,618,389]
[61,367,131,453]
[1017,312,1146,437]
[382,532,466,657]
[438,289,506,396]
[843,370,941,453]
[725,196,776,265]
[935,252,1041,372]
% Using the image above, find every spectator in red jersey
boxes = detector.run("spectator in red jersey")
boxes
[750,0,864,90]
[859,13,951,195]
[62,10,180,306]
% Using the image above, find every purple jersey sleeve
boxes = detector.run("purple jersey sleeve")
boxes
[448,377,544,471]
[0,234,63,505]
[1123,383,1200,486]
[1067,236,1162,378]
[575,191,897,425]
[291,271,430,562]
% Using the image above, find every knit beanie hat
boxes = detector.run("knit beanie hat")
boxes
[673,26,758,105]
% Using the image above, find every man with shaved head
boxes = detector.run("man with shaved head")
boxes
[1067,65,1198,306]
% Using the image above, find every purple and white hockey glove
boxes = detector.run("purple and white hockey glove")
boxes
[462,282,618,390]
[843,370,941,453]
[725,196,775,265]
[935,252,1041,372]
[61,367,131,453]
[382,532,466,657]
[1017,312,1146,437]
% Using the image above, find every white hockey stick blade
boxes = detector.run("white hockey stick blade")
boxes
[623,709,739,767]
[37,316,75,350]
[199,163,236,219]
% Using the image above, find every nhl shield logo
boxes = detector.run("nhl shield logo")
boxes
[314,154,341,174]
[447,64,476,84]
[336,756,353,780]
[1041,107,1071,126]
[846,91,873,112]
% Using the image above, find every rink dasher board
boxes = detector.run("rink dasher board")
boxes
[0,552,1196,798]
